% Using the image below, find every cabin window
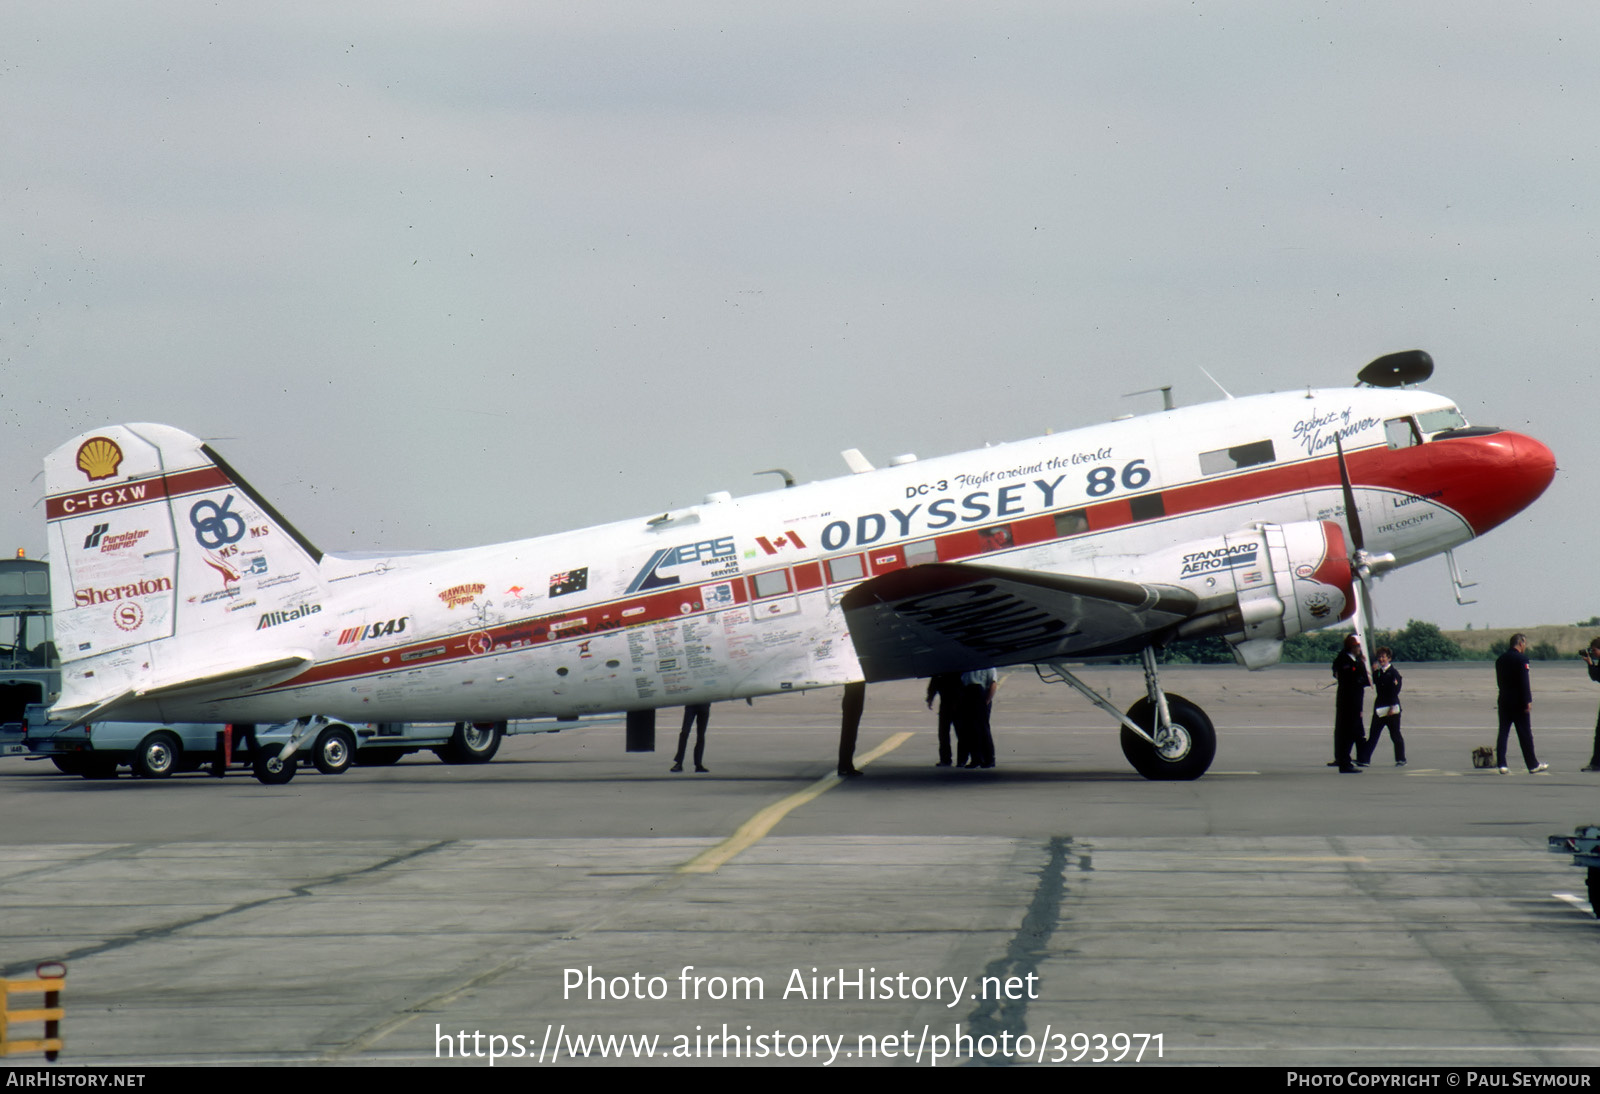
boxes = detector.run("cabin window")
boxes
[826,554,865,583]
[1053,509,1089,537]
[1130,493,1165,521]
[751,569,791,598]
[1416,407,1467,436]
[1198,439,1276,476]
[904,539,939,567]
[1384,417,1422,450]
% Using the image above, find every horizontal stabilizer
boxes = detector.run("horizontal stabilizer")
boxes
[840,563,1197,681]
[52,651,313,724]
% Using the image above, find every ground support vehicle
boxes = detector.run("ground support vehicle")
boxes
[1547,823,1600,917]
[24,709,559,782]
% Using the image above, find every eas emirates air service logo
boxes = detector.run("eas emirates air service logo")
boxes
[76,436,125,481]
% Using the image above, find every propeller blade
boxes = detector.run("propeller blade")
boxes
[1350,572,1376,683]
[1333,434,1366,554]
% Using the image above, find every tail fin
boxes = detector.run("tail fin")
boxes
[44,425,327,715]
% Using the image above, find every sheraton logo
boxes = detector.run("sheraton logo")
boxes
[75,577,172,606]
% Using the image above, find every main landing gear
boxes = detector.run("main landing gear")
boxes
[1037,647,1217,781]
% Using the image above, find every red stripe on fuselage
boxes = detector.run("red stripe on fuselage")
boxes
[268,440,1506,696]
[45,466,232,520]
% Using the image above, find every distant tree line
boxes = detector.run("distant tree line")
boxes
[1146,620,1569,665]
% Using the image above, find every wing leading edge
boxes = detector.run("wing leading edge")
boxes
[840,563,1198,682]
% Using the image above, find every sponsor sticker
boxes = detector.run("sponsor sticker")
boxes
[76,437,124,482]
[438,583,486,609]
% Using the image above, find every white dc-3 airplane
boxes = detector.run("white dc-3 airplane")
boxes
[43,351,1554,784]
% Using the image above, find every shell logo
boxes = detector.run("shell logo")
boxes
[76,436,124,482]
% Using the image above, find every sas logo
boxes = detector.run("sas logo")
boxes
[337,617,410,646]
[76,437,124,482]
[438,583,486,609]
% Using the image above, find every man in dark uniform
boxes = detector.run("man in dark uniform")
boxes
[1331,635,1369,773]
[670,702,711,773]
[1495,633,1547,774]
[1580,638,1600,772]
[925,672,964,767]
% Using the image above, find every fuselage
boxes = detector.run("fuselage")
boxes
[46,387,1555,725]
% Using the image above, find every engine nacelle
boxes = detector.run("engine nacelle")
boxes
[1127,520,1356,668]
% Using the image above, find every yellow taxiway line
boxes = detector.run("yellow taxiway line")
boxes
[680,731,915,874]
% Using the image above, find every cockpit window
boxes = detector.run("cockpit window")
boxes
[1385,417,1422,450]
[1417,407,1467,435]
[1198,439,1275,476]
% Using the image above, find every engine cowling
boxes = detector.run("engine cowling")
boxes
[1130,520,1356,668]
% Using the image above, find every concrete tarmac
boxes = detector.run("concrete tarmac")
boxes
[3,663,1598,1068]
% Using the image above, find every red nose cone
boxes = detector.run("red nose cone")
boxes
[1440,431,1556,536]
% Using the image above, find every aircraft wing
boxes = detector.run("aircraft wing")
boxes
[840,563,1198,682]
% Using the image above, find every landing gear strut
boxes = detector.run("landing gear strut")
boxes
[1038,647,1217,780]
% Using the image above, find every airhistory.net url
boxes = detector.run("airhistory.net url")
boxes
[435,1023,1163,1066]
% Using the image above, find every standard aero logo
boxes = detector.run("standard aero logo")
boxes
[76,437,124,482]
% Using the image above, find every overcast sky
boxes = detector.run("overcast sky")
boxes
[3,2,1594,633]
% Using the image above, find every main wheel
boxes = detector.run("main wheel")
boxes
[435,721,502,764]
[79,759,119,779]
[1119,693,1216,781]
[1587,868,1599,920]
[253,749,297,785]
[51,756,86,775]
[132,731,181,779]
[311,726,356,775]
[354,749,405,766]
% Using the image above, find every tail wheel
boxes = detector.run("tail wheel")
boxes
[132,731,181,779]
[1119,693,1216,781]
[436,721,503,764]
[253,750,297,785]
[1588,868,1599,920]
[311,726,356,775]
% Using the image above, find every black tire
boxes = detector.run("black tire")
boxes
[311,726,356,775]
[252,749,296,785]
[1119,693,1216,781]
[1587,868,1599,920]
[354,749,405,766]
[132,731,181,779]
[436,721,502,764]
[79,759,119,780]
[51,756,86,775]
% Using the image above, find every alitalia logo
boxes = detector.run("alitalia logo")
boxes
[257,603,322,629]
